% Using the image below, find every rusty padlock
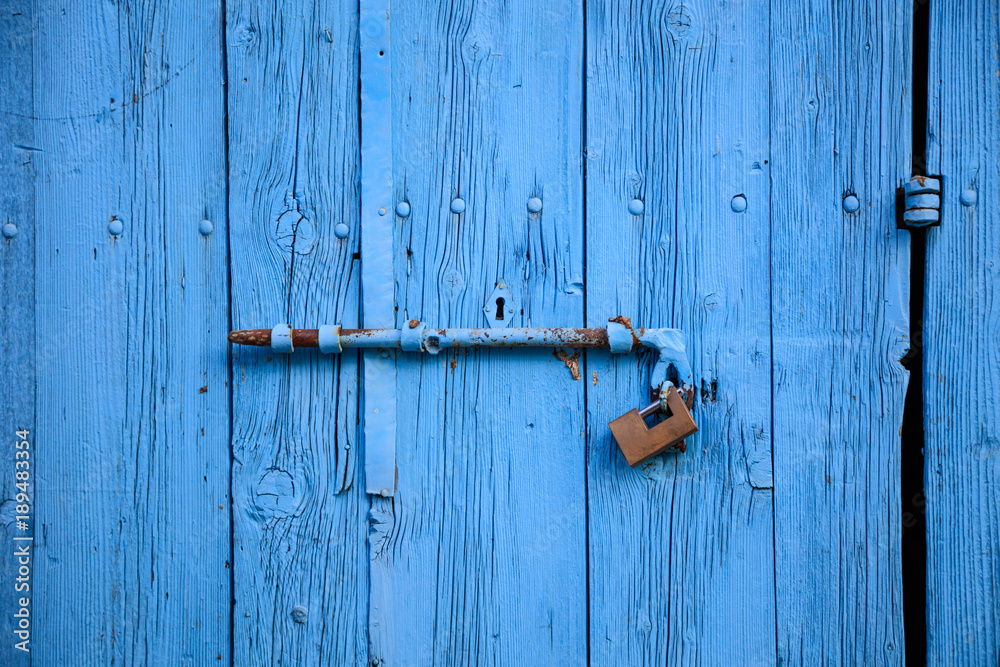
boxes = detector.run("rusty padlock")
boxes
[609,385,698,466]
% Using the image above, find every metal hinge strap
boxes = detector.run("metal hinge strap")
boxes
[359,0,396,497]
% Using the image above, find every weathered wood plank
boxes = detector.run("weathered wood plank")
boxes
[226,0,368,663]
[770,1,911,663]
[0,3,36,665]
[585,1,774,663]
[924,2,1000,662]
[28,1,231,663]
[368,0,587,663]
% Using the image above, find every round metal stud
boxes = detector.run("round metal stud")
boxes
[396,201,411,217]
[628,199,644,215]
[108,219,124,236]
[730,195,747,213]
[450,198,466,214]
[199,219,214,236]
[334,223,350,239]
[843,195,860,213]
[960,189,978,206]
[527,197,542,213]
[378,207,387,216]
[2,223,17,239]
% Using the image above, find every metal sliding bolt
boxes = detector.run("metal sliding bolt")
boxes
[228,319,694,394]
[230,320,699,468]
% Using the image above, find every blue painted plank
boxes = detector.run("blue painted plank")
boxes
[585,1,775,663]
[770,2,911,663]
[225,0,368,663]
[0,4,36,665]
[368,0,587,663]
[26,2,232,663]
[924,2,1000,662]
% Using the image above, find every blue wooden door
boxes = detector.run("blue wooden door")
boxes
[2,1,998,665]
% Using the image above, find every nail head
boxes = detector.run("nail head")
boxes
[960,189,977,206]
[334,223,350,239]
[108,219,124,236]
[378,207,387,216]
[527,197,543,213]
[730,195,747,213]
[451,198,466,214]
[380,488,390,497]
[628,199,644,215]
[199,219,214,236]
[842,195,860,213]
[2,223,17,239]
[396,201,411,217]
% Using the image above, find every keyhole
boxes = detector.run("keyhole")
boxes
[494,297,505,320]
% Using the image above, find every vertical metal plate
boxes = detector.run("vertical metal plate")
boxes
[359,0,396,496]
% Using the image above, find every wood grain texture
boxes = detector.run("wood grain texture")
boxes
[586,1,774,664]
[26,1,231,663]
[770,1,911,663]
[226,0,368,663]
[924,2,1000,662]
[368,0,587,663]
[0,4,35,665]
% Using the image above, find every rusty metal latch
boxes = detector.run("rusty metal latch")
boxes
[230,317,698,480]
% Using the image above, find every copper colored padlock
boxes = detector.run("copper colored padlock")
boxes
[609,385,698,467]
